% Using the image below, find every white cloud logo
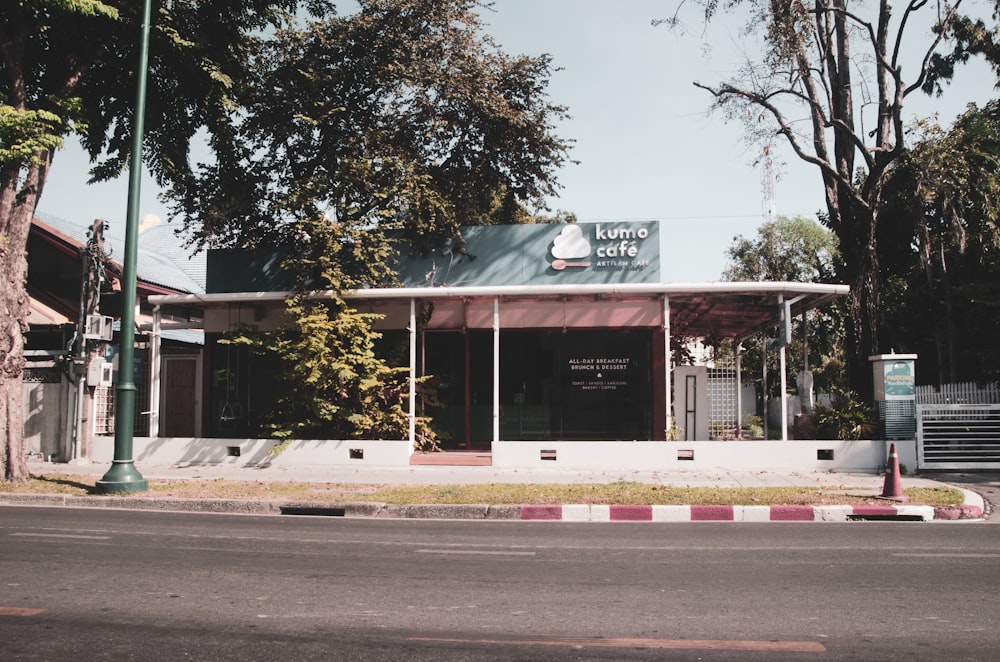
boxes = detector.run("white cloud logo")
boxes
[551,225,591,260]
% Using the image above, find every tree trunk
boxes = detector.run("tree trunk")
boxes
[0,153,50,482]
[937,242,958,383]
[923,247,947,386]
[834,197,880,403]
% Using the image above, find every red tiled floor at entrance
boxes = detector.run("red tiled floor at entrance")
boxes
[409,451,493,466]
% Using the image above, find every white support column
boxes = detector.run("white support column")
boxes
[762,334,769,441]
[663,295,672,438]
[735,342,743,439]
[408,298,416,452]
[148,306,162,437]
[779,294,788,441]
[493,296,500,444]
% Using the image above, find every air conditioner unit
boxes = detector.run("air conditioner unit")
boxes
[84,314,114,341]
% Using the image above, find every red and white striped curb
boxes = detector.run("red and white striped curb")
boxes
[519,501,983,522]
[0,487,985,521]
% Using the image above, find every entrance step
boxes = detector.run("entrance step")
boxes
[410,451,492,466]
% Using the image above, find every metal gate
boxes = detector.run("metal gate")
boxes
[917,404,1000,469]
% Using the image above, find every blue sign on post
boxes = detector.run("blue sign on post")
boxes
[870,354,918,440]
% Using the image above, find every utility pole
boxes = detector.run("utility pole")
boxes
[71,220,109,461]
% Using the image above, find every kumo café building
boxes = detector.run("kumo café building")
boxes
[133,221,900,473]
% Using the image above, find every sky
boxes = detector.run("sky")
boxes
[37,0,996,282]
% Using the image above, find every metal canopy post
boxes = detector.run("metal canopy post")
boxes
[762,334,769,441]
[492,296,500,444]
[779,295,788,441]
[663,295,672,438]
[408,298,416,451]
[735,342,743,439]
[148,306,161,438]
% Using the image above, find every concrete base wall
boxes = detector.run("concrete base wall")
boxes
[492,439,915,473]
[91,437,414,468]
[91,436,914,473]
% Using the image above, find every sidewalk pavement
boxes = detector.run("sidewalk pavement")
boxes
[2,459,986,523]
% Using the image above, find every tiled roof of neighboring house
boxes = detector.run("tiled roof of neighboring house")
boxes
[27,295,73,325]
[35,212,206,294]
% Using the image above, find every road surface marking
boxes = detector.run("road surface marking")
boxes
[415,549,537,556]
[408,634,825,652]
[11,533,110,540]
[0,607,46,617]
[892,553,1000,558]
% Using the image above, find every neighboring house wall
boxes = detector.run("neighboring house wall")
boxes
[26,215,207,460]
[23,361,74,460]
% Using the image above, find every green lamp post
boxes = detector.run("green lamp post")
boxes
[96,0,153,494]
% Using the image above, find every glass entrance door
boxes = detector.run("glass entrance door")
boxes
[422,330,493,449]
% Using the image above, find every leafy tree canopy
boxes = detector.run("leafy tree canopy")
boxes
[1,0,573,463]
[2,0,315,183]
[196,0,574,443]
[723,215,838,283]
[658,0,1000,399]
[880,100,1000,384]
[1,0,323,481]
[169,0,574,292]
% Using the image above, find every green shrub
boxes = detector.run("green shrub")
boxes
[815,388,876,440]
[742,413,764,439]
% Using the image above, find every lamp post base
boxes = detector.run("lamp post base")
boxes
[95,461,148,494]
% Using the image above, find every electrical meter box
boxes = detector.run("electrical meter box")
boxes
[87,361,114,386]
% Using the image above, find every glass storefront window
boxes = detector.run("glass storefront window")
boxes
[421,328,654,443]
[501,329,653,441]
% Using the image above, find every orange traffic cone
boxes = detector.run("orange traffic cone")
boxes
[879,442,908,502]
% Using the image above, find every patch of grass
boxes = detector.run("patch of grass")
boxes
[146,478,373,500]
[1,474,965,507]
[363,482,964,506]
[0,474,94,495]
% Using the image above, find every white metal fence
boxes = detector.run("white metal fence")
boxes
[916,382,1000,405]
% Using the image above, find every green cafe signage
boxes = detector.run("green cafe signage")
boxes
[395,221,661,287]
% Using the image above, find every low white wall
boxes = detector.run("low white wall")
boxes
[91,437,414,468]
[491,439,915,473]
[91,436,914,473]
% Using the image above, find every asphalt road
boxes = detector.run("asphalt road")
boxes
[2,506,999,661]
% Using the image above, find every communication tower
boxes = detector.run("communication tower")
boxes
[760,143,776,224]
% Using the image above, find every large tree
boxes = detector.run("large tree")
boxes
[661,0,1000,399]
[176,0,572,441]
[0,0,322,482]
[169,0,571,260]
[880,100,1000,384]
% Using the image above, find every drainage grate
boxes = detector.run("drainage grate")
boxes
[280,507,347,517]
